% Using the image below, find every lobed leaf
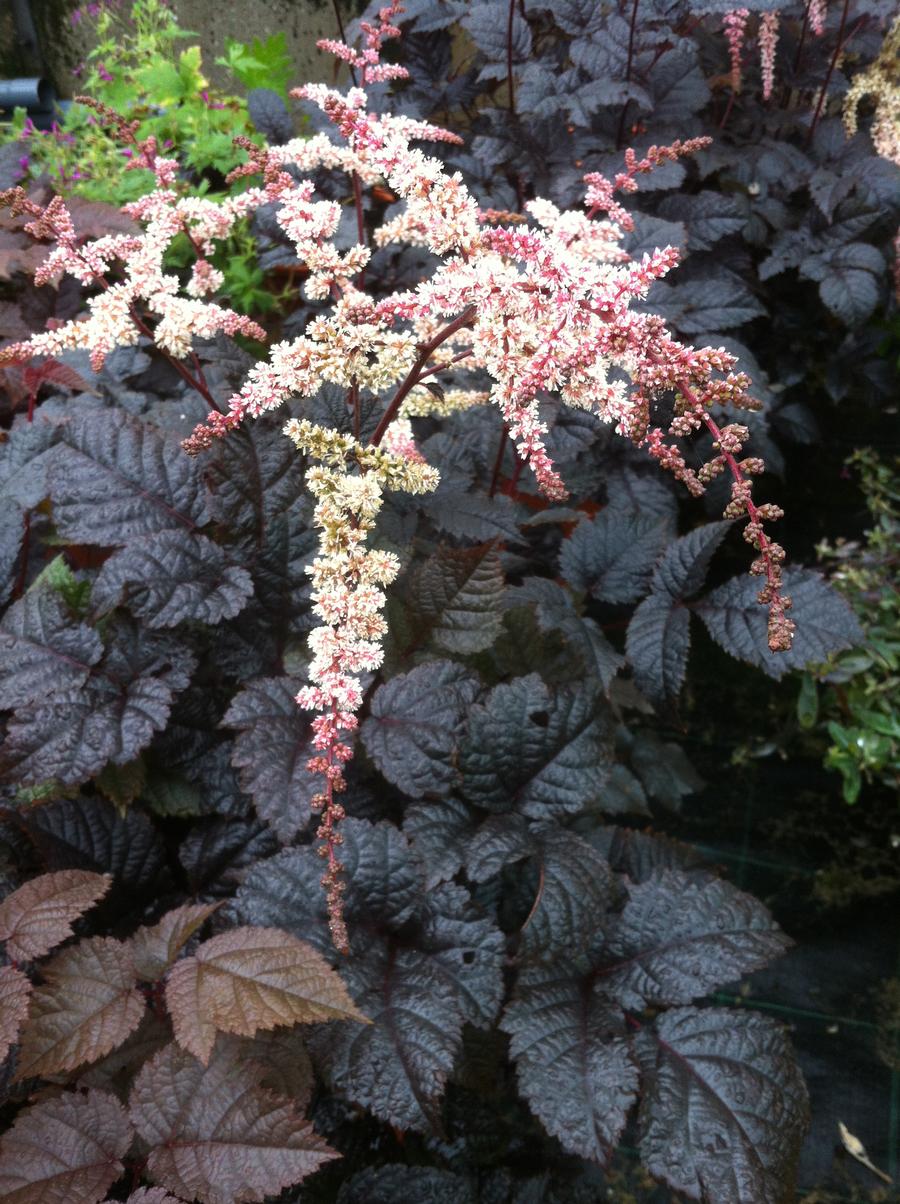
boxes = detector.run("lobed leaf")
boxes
[129,902,221,981]
[461,675,611,817]
[598,869,790,1009]
[20,796,167,894]
[166,926,367,1063]
[50,410,210,544]
[405,544,505,655]
[626,593,691,704]
[222,677,318,843]
[0,418,62,510]
[92,530,253,628]
[519,826,617,962]
[1,622,195,786]
[695,568,863,678]
[403,796,476,888]
[503,962,639,1162]
[637,1008,809,1203]
[0,1087,134,1204]
[16,936,146,1080]
[0,587,103,711]
[129,1041,337,1204]
[560,511,673,604]
[0,869,110,962]
[361,660,479,798]
[232,821,504,1131]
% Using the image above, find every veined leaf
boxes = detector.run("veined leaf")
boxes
[0,1087,133,1204]
[50,410,211,544]
[637,1008,809,1203]
[519,826,617,962]
[0,869,110,961]
[92,530,253,628]
[503,961,639,1162]
[405,544,505,655]
[129,1041,337,1204]
[223,677,318,843]
[695,568,863,678]
[129,902,221,981]
[598,869,790,1009]
[1,622,194,786]
[16,936,145,1080]
[461,675,611,816]
[560,511,673,604]
[232,820,505,1131]
[166,926,368,1063]
[0,964,31,1064]
[0,587,102,710]
[361,660,479,798]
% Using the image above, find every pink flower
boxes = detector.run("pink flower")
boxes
[759,11,780,100]
[723,10,750,92]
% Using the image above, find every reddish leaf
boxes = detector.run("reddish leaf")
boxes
[165,926,367,1063]
[129,1041,338,1204]
[0,1087,133,1204]
[0,870,111,961]
[16,936,145,1080]
[0,963,31,1063]
[129,903,221,981]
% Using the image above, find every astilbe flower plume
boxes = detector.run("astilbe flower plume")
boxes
[759,11,781,100]
[0,0,794,948]
[723,9,750,92]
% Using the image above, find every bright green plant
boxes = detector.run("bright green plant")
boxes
[215,31,294,99]
[6,0,261,202]
[798,451,900,803]
[1,1,299,317]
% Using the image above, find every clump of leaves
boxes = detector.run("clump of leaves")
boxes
[796,450,900,803]
[0,336,859,1199]
[0,868,362,1202]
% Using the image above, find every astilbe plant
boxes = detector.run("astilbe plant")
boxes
[0,5,873,1200]
[2,2,795,949]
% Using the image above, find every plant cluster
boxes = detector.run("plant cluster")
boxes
[0,1,874,1200]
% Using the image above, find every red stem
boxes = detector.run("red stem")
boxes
[616,0,641,148]
[488,426,509,497]
[806,0,851,147]
[370,306,476,447]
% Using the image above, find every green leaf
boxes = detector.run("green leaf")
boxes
[796,675,819,729]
